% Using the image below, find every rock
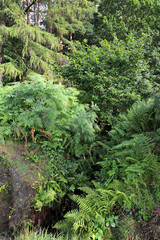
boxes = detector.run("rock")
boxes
[0,236,10,240]
[0,159,11,236]
[0,142,35,235]
[9,165,30,231]
[0,142,48,236]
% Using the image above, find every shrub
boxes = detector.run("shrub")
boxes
[0,76,98,157]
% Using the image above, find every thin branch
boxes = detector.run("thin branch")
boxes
[25,0,37,13]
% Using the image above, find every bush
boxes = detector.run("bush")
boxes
[0,76,98,157]
[61,35,155,127]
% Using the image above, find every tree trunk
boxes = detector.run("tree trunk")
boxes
[60,33,63,53]
[69,31,72,53]
[0,20,5,85]
[37,0,40,26]
[60,32,63,65]
[27,0,30,24]
[34,1,37,25]
[70,32,73,42]
[22,69,27,82]
[47,0,52,33]
[23,0,26,9]
[0,44,3,85]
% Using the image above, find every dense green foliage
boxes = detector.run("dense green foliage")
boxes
[61,35,155,126]
[0,0,160,239]
[46,0,95,39]
[0,0,61,83]
[0,77,97,157]
[96,0,160,41]
[54,99,160,239]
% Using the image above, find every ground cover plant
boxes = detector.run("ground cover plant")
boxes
[1,79,159,240]
[0,76,97,157]
[54,98,160,239]
[14,228,65,240]
[0,76,100,227]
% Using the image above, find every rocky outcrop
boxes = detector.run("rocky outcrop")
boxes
[9,165,30,231]
[0,142,35,236]
[0,158,11,239]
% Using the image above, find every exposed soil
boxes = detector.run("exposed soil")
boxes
[0,158,11,238]
[142,207,160,240]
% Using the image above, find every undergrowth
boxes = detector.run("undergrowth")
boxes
[0,79,160,239]
[54,98,160,239]
[14,228,65,240]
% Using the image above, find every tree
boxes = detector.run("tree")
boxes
[0,0,61,84]
[94,0,160,84]
[45,0,96,53]
[61,35,157,128]
[0,21,4,85]
[95,0,160,42]
[0,0,7,85]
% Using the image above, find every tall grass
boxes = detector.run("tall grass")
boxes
[14,229,65,240]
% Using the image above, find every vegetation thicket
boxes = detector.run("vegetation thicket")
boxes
[0,0,160,239]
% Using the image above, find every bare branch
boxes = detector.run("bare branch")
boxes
[25,0,37,13]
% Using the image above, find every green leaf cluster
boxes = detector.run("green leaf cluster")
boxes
[99,98,160,220]
[61,34,154,126]
[54,98,160,239]
[96,0,160,41]
[0,76,97,157]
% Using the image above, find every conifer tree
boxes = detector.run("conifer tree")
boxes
[45,0,96,51]
[0,30,3,85]
[0,0,6,85]
[0,0,62,84]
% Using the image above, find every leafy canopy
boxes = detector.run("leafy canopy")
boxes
[61,34,155,126]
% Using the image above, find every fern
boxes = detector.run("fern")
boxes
[110,98,160,145]
[97,98,160,223]
[0,78,98,157]
[54,183,130,239]
[54,209,87,237]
